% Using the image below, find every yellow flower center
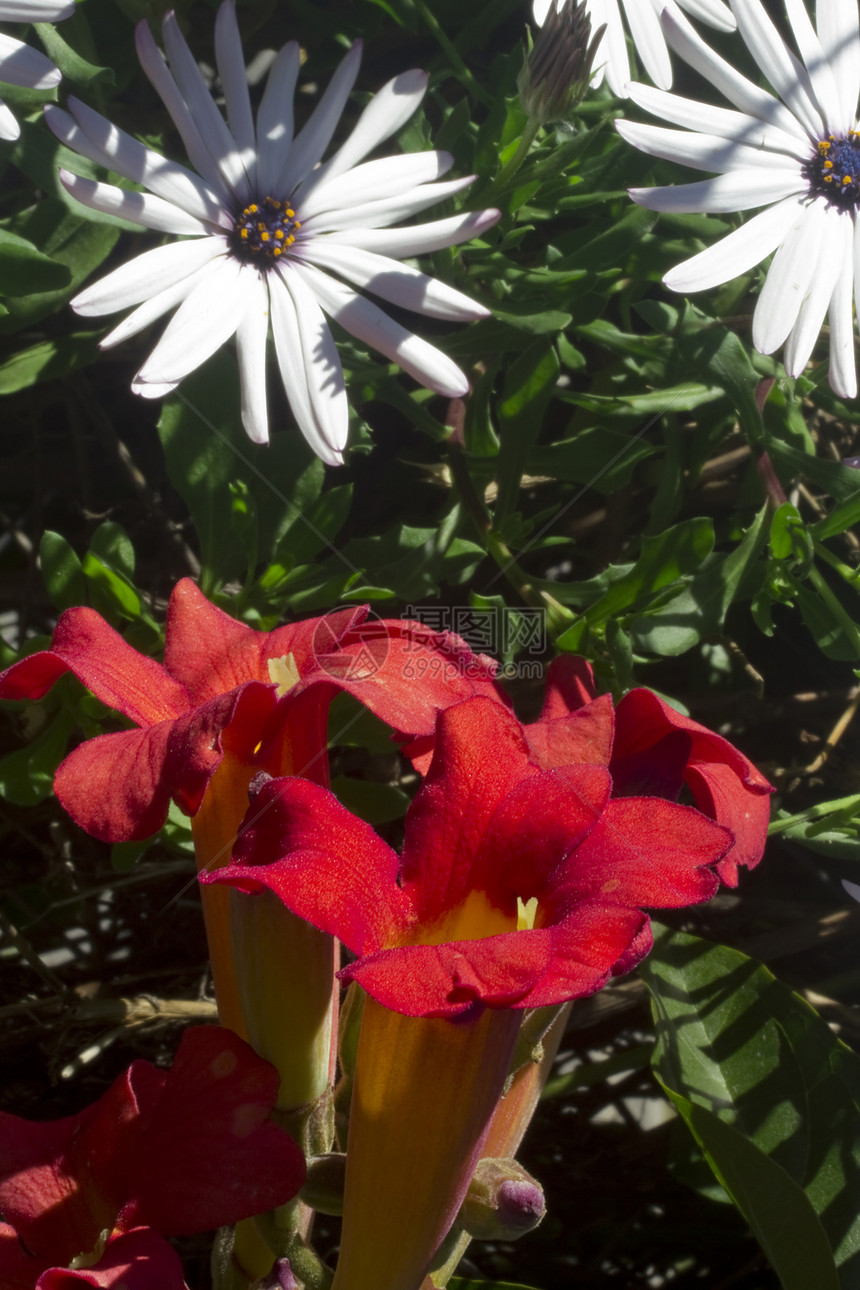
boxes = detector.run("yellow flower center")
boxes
[267,652,301,698]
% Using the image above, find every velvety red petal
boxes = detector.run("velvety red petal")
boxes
[518,905,652,1007]
[0,1109,102,1269]
[54,725,175,843]
[686,763,772,885]
[472,764,611,905]
[1,1220,44,1290]
[526,694,615,770]
[614,689,772,791]
[164,683,275,816]
[0,609,186,726]
[536,656,598,720]
[121,1027,305,1234]
[609,729,692,800]
[36,1228,187,1290]
[400,698,534,921]
[164,579,279,702]
[210,777,410,954]
[340,931,554,1018]
[546,798,728,916]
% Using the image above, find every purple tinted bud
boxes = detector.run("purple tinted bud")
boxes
[261,1258,299,1290]
[842,456,860,469]
[458,1157,546,1241]
[498,1177,546,1231]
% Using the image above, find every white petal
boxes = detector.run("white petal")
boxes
[215,0,256,159]
[324,208,500,257]
[235,268,271,445]
[294,260,469,398]
[73,237,225,315]
[268,273,345,466]
[299,69,428,202]
[617,119,807,173]
[826,215,857,398]
[135,19,230,200]
[784,0,842,130]
[302,241,489,322]
[817,0,860,128]
[676,0,736,31]
[256,40,300,196]
[133,257,251,391]
[600,0,632,98]
[0,98,19,141]
[58,98,226,228]
[0,0,74,16]
[161,10,252,203]
[298,152,454,221]
[730,0,823,138]
[626,82,812,160]
[621,0,672,92]
[95,270,211,347]
[843,879,860,903]
[783,204,843,377]
[279,41,363,194]
[662,9,806,142]
[0,32,60,89]
[629,168,806,213]
[279,267,349,460]
[58,169,209,235]
[752,201,824,354]
[664,194,804,292]
[302,175,476,235]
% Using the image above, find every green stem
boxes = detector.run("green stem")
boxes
[807,562,860,657]
[813,539,860,589]
[479,118,542,205]
[411,0,493,105]
[768,793,860,835]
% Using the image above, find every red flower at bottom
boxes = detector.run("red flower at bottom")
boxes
[0,1027,305,1289]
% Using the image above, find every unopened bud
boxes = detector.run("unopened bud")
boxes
[458,1157,546,1241]
[518,0,605,124]
[261,1258,299,1290]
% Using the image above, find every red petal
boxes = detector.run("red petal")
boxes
[526,694,615,770]
[686,763,772,886]
[546,797,728,915]
[36,1228,187,1290]
[613,689,772,876]
[54,726,175,842]
[471,764,611,905]
[0,609,186,726]
[400,698,534,921]
[120,1027,305,1234]
[341,931,554,1017]
[164,580,272,702]
[518,905,652,1007]
[211,777,410,954]
[1,1220,44,1290]
[536,656,598,720]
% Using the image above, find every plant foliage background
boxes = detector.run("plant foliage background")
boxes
[2,0,860,1286]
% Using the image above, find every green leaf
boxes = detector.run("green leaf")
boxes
[330,776,410,825]
[563,517,715,639]
[629,505,769,655]
[677,305,764,444]
[0,708,76,805]
[0,228,71,297]
[34,21,114,88]
[0,330,103,393]
[494,339,559,519]
[770,502,812,566]
[767,437,860,503]
[810,488,860,542]
[643,927,860,1285]
[528,425,656,493]
[656,1085,840,1290]
[39,531,86,611]
[449,1281,544,1290]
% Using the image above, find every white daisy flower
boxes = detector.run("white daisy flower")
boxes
[532,0,736,97]
[0,0,74,141]
[46,2,499,465]
[617,0,860,399]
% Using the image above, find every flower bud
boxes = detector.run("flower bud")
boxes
[518,0,605,124]
[458,1157,546,1241]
